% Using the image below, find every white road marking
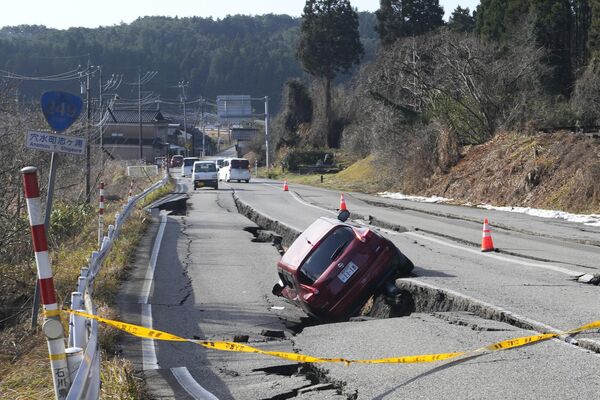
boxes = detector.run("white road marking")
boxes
[171,367,219,400]
[140,213,168,304]
[405,231,584,276]
[140,213,167,371]
[141,304,159,370]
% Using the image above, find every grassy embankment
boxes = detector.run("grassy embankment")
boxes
[0,173,174,400]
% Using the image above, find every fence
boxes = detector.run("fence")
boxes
[65,173,169,399]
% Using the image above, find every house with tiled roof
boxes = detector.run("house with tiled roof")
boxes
[101,109,171,162]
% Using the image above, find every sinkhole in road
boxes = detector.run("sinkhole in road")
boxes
[153,196,187,216]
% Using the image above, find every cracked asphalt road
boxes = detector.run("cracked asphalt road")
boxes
[117,176,600,399]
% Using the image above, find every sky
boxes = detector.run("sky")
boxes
[1,1,480,30]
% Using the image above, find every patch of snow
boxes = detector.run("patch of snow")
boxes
[378,192,454,203]
[477,204,600,227]
[377,192,600,227]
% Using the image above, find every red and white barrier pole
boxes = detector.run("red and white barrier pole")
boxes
[128,180,134,200]
[98,182,105,247]
[21,166,71,400]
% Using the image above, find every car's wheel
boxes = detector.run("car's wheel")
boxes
[244,179,249,183]
[226,175,230,182]
[214,184,219,190]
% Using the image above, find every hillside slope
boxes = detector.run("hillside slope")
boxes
[424,132,600,214]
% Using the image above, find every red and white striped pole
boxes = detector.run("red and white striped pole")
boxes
[98,181,105,247]
[21,166,70,399]
[128,180,134,200]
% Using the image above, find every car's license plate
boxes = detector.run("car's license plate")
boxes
[197,182,204,187]
[338,261,359,283]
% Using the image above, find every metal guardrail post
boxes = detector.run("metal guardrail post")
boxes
[21,166,71,400]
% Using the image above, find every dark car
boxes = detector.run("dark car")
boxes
[272,211,413,321]
[170,155,184,168]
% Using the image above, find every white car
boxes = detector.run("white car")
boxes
[218,158,251,182]
[180,157,199,177]
[192,161,218,190]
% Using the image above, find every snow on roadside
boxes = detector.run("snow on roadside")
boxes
[378,192,600,227]
[477,204,600,227]
[378,192,454,204]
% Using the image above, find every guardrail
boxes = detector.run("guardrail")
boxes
[65,173,169,400]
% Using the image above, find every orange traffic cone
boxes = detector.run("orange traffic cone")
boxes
[283,179,289,191]
[339,193,348,211]
[481,218,495,252]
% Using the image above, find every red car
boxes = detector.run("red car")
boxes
[272,211,413,321]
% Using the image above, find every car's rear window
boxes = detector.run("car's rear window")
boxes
[299,227,354,284]
[230,159,249,169]
[194,163,216,172]
[183,158,199,167]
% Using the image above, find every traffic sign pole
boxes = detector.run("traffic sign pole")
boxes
[31,151,58,330]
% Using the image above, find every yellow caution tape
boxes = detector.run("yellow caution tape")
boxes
[63,309,600,365]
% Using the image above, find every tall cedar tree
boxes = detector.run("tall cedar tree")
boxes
[476,0,573,96]
[588,0,600,59]
[573,0,591,67]
[448,6,475,33]
[531,0,573,96]
[375,0,444,46]
[297,0,363,148]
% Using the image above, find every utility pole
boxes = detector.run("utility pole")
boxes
[138,67,143,161]
[98,66,104,171]
[201,98,205,158]
[264,96,270,177]
[85,64,91,202]
[178,81,189,157]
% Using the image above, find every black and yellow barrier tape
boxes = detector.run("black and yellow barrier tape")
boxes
[61,309,600,365]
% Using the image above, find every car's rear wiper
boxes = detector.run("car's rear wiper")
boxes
[330,241,349,260]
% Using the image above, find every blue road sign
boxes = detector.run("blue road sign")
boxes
[40,91,83,132]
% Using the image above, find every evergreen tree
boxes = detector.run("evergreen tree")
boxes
[297,0,363,147]
[530,0,573,95]
[573,0,592,67]
[448,6,475,33]
[475,0,529,40]
[588,0,600,59]
[375,0,444,46]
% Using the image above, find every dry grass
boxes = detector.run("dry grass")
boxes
[0,171,173,399]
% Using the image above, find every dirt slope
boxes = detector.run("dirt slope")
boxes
[424,132,600,214]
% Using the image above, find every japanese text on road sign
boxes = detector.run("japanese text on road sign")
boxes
[26,130,86,156]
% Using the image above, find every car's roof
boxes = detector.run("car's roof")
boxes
[280,217,342,269]
[193,160,214,164]
[183,157,199,160]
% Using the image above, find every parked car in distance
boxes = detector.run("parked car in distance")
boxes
[272,210,414,321]
[215,158,225,169]
[192,161,218,190]
[154,157,166,167]
[218,158,251,182]
[170,155,184,168]
[181,157,200,177]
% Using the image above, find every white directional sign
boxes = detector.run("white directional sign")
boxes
[217,95,252,121]
[26,130,86,156]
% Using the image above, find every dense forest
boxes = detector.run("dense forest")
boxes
[0,13,377,112]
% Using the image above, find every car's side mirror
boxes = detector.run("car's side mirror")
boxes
[337,209,350,222]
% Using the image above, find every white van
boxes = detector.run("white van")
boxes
[192,161,218,190]
[181,157,199,177]
[218,158,251,182]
